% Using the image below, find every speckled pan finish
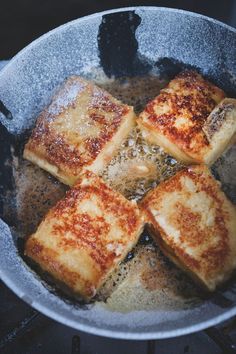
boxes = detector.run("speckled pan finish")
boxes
[0,7,236,339]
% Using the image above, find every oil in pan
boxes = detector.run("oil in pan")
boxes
[9,72,236,312]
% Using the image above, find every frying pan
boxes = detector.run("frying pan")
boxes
[0,6,236,340]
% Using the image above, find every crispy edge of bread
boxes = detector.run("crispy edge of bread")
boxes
[137,119,197,164]
[23,149,72,185]
[203,98,236,164]
[146,224,213,291]
[85,108,136,175]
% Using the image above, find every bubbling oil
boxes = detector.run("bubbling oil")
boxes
[97,75,183,201]
[101,126,182,201]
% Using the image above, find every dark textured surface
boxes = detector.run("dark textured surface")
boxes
[0,0,235,58]
[98,11,151,77]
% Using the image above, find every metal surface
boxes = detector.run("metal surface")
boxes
[1,279,236,354]
[0,7,236,340]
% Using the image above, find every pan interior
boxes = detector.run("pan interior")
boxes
[0,7,236,339]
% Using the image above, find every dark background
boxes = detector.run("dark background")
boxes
[1,0,236,59]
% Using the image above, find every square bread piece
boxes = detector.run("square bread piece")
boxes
[137,70,227,165]
[24,76,136,186]
[25,171,144,300]
[140,165,236,291]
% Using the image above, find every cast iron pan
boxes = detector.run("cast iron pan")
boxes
[0,7,236,339]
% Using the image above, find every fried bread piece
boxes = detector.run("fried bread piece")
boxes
[137,70,227,165]
[203,98,236,163]
[25,171,144,300]
[140,165,236,291]
[24,76,136,185]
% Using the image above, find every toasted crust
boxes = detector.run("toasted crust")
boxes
[203,98,236,164]
[24,76,135,185]
[140,165,236,291]
[137,71,225,164]
[25,171,144,300]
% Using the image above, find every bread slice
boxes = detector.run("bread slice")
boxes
[25,170,144,300]
[140,165,236,291]
[137,70,226,165]
[24,76,136,186]
[203,98,236,164]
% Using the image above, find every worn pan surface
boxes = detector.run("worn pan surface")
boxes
[0,7,236,339]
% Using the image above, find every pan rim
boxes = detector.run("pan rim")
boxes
[1,264,236,340]
[1,5,236,79]
[1,6,236,340]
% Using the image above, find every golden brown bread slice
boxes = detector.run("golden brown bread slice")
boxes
[203,98,236,164]
[137,70,227,165]
[25,170,145,300]
[24,76,136,186]
[140,165,236,291]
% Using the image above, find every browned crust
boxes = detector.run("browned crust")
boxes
[25,170,144,299]
[26,238,97,298]
[139,70,225,161]
[140,165,234,290]
[24,76,131,178]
